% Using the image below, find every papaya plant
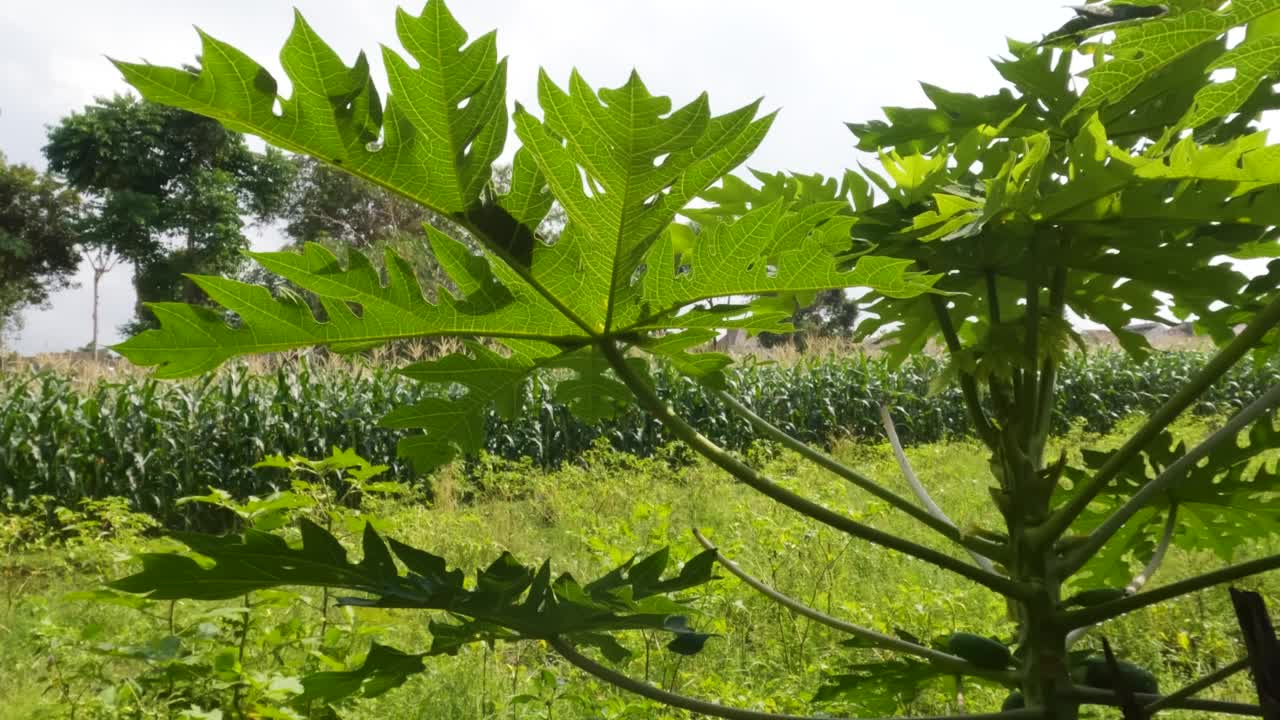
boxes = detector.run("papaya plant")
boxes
[105,1,1280,717]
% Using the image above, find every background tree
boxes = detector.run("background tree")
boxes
[43,94,295,332]
[758,289,860,349]
[274,156,566,293]
[0,151,82,351]
[276,155,446,290]
[83,245,121,360]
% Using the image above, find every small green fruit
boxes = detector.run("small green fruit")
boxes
[946,632,1013,670]
[1064,588,1129,607]
[1081,656,1159,694]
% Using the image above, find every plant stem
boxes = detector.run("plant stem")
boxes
[1021,262,1041,459]
[692,529,1014,682]
[233,593,252,719]
[601,341,1032,599]
[1061,686,1263,716]
[1037,292,1280,545]
[1029,260,1067,463]
[1061,385,1280,576]
[879,405,998,572]
[1066,505,1179,648]
[929,294,998,448]
[548,637,1041,720]
[714,389,1005,562]
[1143,658,1251,714]
[1062,553,1280,628]
[984,270,1016,417]
[1125,503,1177,595]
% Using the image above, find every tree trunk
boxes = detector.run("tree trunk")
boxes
[92,267,102,362]
[183,233,201,305]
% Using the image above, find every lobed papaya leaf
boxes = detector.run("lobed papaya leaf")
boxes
[1062,414,1280,586]
[812,659,953,713]
[1067,0,1280,128]
[110,0,942,468]
[296,643,427,705]
[110,519,719,665]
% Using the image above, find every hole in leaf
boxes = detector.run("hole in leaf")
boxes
[652,152,670,168]
[457,96,471,111]
[1225,25,1245,49]
[366,140,384,153]
[578,167,598,198]
[630,263,647,286]
[765,264,778,278]
[272,98,285,118]
[1209,67,1237,84]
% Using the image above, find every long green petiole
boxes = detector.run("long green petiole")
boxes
[1036,293,1280,547]
[692,529,1015,681]
[1060,385,1280,576]
[713,389,1007,563]
[1061,553,1280,628]
[601,341,1033,600]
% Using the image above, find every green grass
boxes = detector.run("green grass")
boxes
[1,417,1275,719]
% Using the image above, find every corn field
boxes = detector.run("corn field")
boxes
[2,350,1275,529]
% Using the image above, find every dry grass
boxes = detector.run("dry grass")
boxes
[5,338,465,387]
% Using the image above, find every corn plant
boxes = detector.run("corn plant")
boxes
[6,351,1276,529]
[102,1,1280,717]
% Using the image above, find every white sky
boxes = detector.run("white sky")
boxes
[4,1,1073,354]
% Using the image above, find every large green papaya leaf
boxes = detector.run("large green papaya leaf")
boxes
[110,518,718,706]
[114,4,504,214]
[110,0,940,469]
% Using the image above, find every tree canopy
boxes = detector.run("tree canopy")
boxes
[0,152,82,345]
[44,94,295,331]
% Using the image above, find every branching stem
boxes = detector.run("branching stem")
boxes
[714,390,1005,562]
[692,529,1015,682]
[601,341,1032,600]
[1062,553,1280,628]
[1061,385,1280,576]
[1030,260,1068,463]
[1143,658,1251,714]
[549,636,1040,720]
[1038,293,1280,545]
[879,405,998,573]
[1021,262,1041,457]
